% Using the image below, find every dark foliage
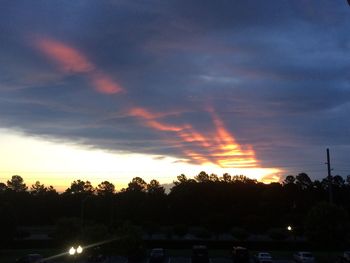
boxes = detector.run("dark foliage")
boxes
[305,202,350,248]
[1,172,350,247]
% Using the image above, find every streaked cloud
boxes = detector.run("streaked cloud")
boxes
[129,106,265,170]
[0,0,349,184]
[36,38,94,73]
[35,37,123,94]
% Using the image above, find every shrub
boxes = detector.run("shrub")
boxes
[267,228,288,241]
[231,227,249,241]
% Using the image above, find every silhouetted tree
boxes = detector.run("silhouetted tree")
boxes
[30,181,47,195]
[147,179,165,195]
[221,173,232,182]
[173,174,188,185]
[195,171,210,182]
[96,181,115,196]
[126,177,147,192]
[47,185,57,194]
[209,173,219,182]
[65,180,95,194]
[333,175,345,187]
[296,173,312,189]
[0,182,7,191]
[346,175,350,185]
[7,175,27,192]
[283,175,295,185]
[232,174,256,184]
[3,171,350,239]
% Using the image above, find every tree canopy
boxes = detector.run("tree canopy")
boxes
[1,172,350,248]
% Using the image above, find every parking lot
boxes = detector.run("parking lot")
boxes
[168,256,293,263]
[104,256,294,263]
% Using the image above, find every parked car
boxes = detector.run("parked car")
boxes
[338,251,350,262]
[191,245,209,263]
[127,246,147,263]
[149,248,166,263]
[16,254,45,263]
[293,251,315,263]
[232,247,250,263]
[254,252,272,263]
[87,254,108,263]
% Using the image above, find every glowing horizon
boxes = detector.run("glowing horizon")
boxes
[3,36,282,191]
[0,129,282,192]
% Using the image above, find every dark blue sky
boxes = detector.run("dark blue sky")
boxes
[1,0,350,181]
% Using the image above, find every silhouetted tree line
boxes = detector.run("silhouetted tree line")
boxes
[1,172,350,247]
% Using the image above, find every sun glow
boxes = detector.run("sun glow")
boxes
[0,129,281,191]
[29,36,281,184]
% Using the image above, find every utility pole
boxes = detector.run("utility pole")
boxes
[326,148,333,203]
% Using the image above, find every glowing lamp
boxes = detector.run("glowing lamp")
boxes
[69,247,76,255]
[77,245,83,254]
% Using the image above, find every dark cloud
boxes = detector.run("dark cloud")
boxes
[1,0,350,179]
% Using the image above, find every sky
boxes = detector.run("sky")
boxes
[1,0,350,191]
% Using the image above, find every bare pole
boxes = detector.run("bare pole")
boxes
[326,148,333,203]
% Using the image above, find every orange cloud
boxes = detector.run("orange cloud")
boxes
[36,38,94,73]
[129,106,261,169]
[33,37,279,181]
[178,128,211,148]
[129,107,184,132]
[35,37,124,95]
[182,149,211,165]
[91,72,123,94]
[209,111,257,168]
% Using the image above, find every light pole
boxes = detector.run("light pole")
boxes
[81,196,90,227]
[287,225,296,241]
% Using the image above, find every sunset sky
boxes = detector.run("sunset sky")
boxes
[1,1,350,191]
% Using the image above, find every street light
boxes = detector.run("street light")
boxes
[77,245,83,254]
[287,225,296,241]
[69,245,84,256]
[69,247,76,255]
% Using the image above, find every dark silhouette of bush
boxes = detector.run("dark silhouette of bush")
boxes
[231,227,249,241]
[191,226,212,239]
[53,217,81,244]
[82,224,109,243]
[0,202,16,242]
[267,228,288,241]
[305,202,350,248]
[113,223,144,255]
[173,224,188,237]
